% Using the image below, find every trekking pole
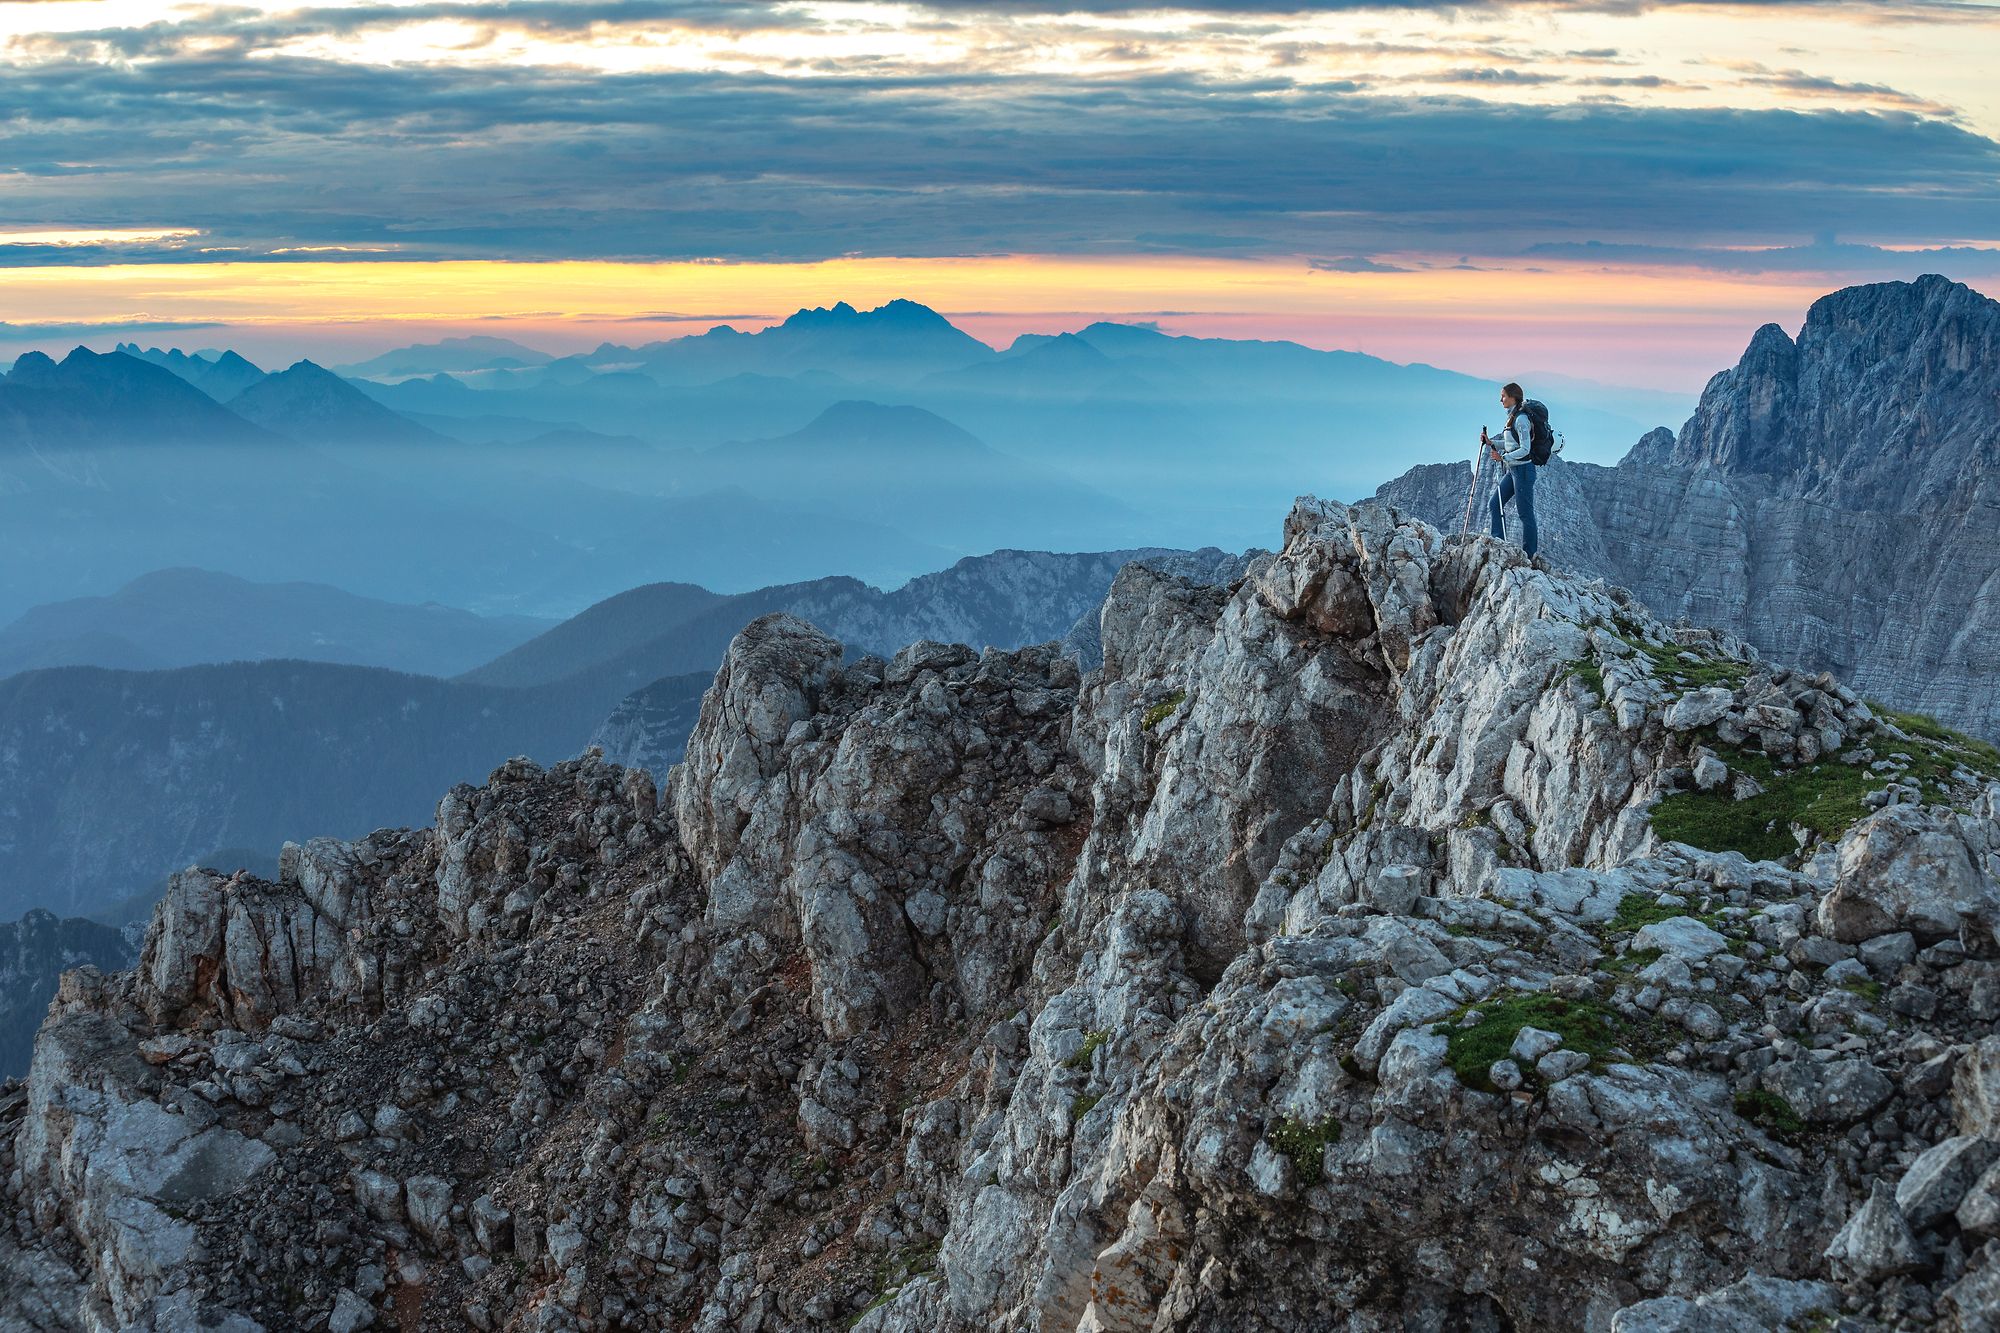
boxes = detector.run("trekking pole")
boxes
[1459,443,1486,535]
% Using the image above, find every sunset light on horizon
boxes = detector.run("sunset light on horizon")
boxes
[5,0,1999,389]
[5,251,1960,391]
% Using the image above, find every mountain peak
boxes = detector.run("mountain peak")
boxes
[1631,272,1995,505]
[6,350,57,383]
[227,360,439,444]
[779,298,949,329]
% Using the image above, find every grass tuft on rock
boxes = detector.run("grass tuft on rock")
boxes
[1564,658,1607,703]
[1063,1029,1108,1070]
[1733,1088,1806,1143]
[1620,635,1751,693]
[1653,707,1999,862]
[1869,704,2000,778]
[1443,992,1629,1092]
[1652,744,1873,863]
[1607,893,1681,934]
[1141,690,1186,731]
[1268,1116,1341,1187]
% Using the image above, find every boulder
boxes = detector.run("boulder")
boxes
[1823,1180,1926,1282]
[1895,1135,2000,1230]
[1816,804,1997,943]
[1764,1057,1894,1125]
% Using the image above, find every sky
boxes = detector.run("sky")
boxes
[3,0,1999,389]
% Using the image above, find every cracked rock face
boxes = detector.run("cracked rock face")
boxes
[5,495,2000,1332]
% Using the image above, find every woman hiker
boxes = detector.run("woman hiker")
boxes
[1482,381,1540,558]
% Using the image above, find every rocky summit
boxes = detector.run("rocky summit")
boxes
[6,497,2000,1332]
[1379,274,2000,743]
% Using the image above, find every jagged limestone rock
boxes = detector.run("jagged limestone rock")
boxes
[5,495,1999,1332]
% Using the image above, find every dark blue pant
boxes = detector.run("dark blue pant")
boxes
[1489,462,1539,556]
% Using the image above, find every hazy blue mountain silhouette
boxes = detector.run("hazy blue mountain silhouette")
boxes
[1,347,278,447]
[228,360,445,445]
[0,657,649,924]
[0,568,553,680]
[611,299,997,386]
[336,334,555,379]
[685,399,1139,550]
[116,343,268,401]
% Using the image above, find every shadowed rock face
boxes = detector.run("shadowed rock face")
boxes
[5,496,2000,1332]
[1379,274,2000,742]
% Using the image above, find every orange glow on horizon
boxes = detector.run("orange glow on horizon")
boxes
[3,254,1988,392]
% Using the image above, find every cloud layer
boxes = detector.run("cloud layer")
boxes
[1,0,1996,274]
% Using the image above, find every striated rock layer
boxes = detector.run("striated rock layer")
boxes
[6,496,2000,1332]
[1378,274,2000,741]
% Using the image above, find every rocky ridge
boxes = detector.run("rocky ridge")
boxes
[5,497,2000,1331]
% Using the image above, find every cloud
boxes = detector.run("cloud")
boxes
[0,317,226,338]
[0,5,1995,273]
[613,311,779,322]
[893,0,1992,14]
[1310,256,1412,272]
[1525,237,2000,275]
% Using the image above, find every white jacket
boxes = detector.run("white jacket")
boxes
[1490,411,1533,469]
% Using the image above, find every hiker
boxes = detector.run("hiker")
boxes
[1482,381,1548,558]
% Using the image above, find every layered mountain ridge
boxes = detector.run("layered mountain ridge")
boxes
[6,496,1999,1331]
[1378,273,2000,741]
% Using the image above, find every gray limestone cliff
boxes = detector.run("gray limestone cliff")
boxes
[1378,273,2000,741]
[5,496,2000,1331]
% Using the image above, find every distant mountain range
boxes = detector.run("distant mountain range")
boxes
[2,346,278,448]
[336,334,555,379]
[0,568,552,678]
[677,400,1135,552]
[337,298,1692,551]
[226,359,446,445]
[1377,273,2000,741]
[0,658,626,925]
[0,348,1043,623]
[5,300,1694,624]
[115,343,268,400]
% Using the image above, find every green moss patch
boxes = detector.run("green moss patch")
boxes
[1443,992,1633,1092]
[848,1243,941,1327]
[1267,1116,1341,1187]
[1063,1029,1108,1070]
[1564,658,1607,703]
[1734,1089,1806,1143]
[1869,704,2000,780]
[1603,946,1663,975]
[1071,1092,1103,1120]
[1141,691,1186,731]
[1652,740,1870,862]
[1607,893,1682,934]
[1653,706,1999,862]
[1872,704,2000,764]
[1620,635,1751,693]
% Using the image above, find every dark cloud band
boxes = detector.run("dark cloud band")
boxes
[1,5,1995,269]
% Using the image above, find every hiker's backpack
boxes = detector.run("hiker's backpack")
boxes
[1517,399,1557,465]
